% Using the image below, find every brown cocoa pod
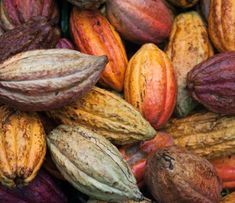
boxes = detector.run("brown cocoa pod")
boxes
[66,0,105,9]
[56,38,74,49]
[144,146,222,203]
[0,17,60,63]
[187,52,235,115]
[208,0,235,52]
[0,49,107,111]
[0,170,67,203]
[106,0,174,44]
[167,0,199,8]
[0,0,59,31]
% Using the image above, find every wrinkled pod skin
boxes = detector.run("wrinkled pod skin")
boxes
[106,0,174,44]
[167,0,199,8]
[70,8,128,92]
[66,0,105,9]
[0,49,107,111]
[124,43,177,129]
[208,0,235,52]
[47,125,143,201]
[187,52,235,115]
[0,105,46,188]
[0,16,60,63]
[144,146,222,203]
[0,0,59,31]
[166,11,214,117]
[0,170,67,203]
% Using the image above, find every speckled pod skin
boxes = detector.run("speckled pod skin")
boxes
[166,111,235,160]
[166,11,214,117]
[167,0,199,8]
[0,49,107,111]
[48,87,156,145]
[0,105,46,188]
[187,52,235,115]
[208,0,235,52]
[66,0,105,9]
[0,0,59,31]
[124,43,176,129]
[106,0,174,44]
[70,9,128,92]
[47,125,143,201]
[144,146,221,203]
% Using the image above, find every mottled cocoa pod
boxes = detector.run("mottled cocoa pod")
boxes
[106,0,174,44]
[0,0,59,31]
[66,0,105,9]
[187,52,235,115]
[0,17,60,63]
[0,170,67,203]
[166,11,214,117]
[167,0,199,8]
[166,111,235,160]
[48,87,156,145]
[144,146,222,203]
[56,38,74,49]
[221,192,235,203]
[208,0,235,52]
[47,125,143,201]
[124,43,177,129]
[0,105,46,188]
[70,9,128,92]
[0,49,107,111]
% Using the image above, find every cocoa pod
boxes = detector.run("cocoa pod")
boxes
[47,125,143,201]
[0,105,46,188]
[88,199,151,203]
[167,0,199,8]
[187,52,235,115]
[66,0,105,9]
[56,38,74,49]
[0,49,107,111]
[144,146,222,203]
[221,192,235,203]
[0,0,59,31]
[124,43,177,129]
[47,87,156,145]
[0,170,67,203]
[208,0,235,52]
[166,11,214,117]
[0,17,60,63]
[106,0,174,44]
[211,155,235,189]
[165,111,235,160]
[70,9,128,92]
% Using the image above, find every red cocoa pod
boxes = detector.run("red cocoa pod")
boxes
[211,155,235,190]
[106,0,174,44]
[0,0,59,31]
[56,38,74,49]
[119,132,174,187]
[0,16,60,63]
[187,52,235,115]
[0,170,67,203]
[70,8,128,92]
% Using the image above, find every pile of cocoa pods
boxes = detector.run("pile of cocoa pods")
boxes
[0,0,234,202]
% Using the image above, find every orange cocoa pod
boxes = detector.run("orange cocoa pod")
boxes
[211,155,235,190]
[124,43,177,129]
[208,0,235,52]
[221,192,235,203]
[70,8,128,92]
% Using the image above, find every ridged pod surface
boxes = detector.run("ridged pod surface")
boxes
[187,52,235,115]
[0,170,67,203]
[165,111,235,160]
[66,0,105,9]
[70,9,128,92]
[0,0,59,31]
[167,0,199,8]
[0,49,107,111]
[0,17,60,63]
[208,0,235,52]
[0,105,46,188]
[166,11,214,117]
[124,43,176,129]
[106,0,173,44]
[48,87,156,145]
[47,125,143,201]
